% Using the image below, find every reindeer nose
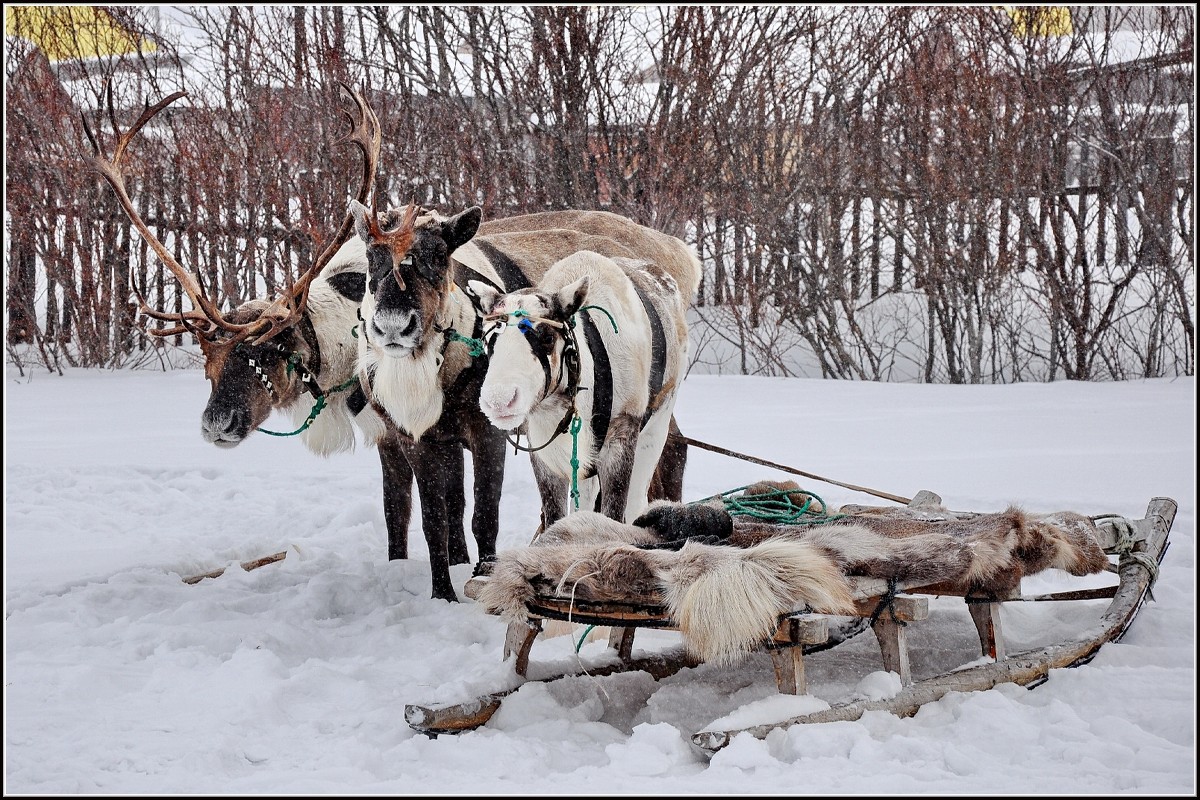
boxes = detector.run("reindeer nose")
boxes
[481,385,520,413]
[201,406,249,446]
[371,309,420,346]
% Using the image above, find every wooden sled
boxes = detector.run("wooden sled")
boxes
[404,492,1175,755]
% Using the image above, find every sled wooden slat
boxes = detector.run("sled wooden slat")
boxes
[771,614,830,647]
[182,550,288,585]
[404,647,699,736]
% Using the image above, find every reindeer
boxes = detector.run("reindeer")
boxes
[87,89,692,601]
[471,248,694,529]
[350,202,700,601]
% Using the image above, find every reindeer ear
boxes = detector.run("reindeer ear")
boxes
[553,275,589,319]
[465,279,500,314]
[441,206,482,253]
[349,200,372,242]
[326,271,366,303]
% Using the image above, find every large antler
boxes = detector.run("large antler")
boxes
[82,89,238,339]
[250,81,383,346]
[83,82,382,347]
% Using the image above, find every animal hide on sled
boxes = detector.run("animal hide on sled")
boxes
[476,499,1110,665]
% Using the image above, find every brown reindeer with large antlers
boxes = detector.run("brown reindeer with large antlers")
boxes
[83,84,378,368]
[82,84,470,573]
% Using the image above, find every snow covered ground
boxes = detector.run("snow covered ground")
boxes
[4,367,1195,793]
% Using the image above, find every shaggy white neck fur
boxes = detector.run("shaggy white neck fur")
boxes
[359,286,475,440]
[273,238,371,456]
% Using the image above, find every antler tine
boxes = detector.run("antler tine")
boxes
[334,81,384,211]
[254,83,382,346]
[128,272,217,335]
[84,89,262,340]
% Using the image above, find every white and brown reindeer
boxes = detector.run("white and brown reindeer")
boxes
[471,247,697,528]
[350,201,700,600]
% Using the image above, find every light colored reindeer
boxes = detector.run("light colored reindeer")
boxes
[471,248,696,527]
[351,202,700,600]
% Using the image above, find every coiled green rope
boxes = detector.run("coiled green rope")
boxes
[694,484,847,526]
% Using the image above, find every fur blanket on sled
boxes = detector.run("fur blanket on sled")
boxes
[476,495,1110,665]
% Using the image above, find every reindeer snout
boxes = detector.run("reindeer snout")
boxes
[480,384,525,429]
[370,309,421,353]
[201,406,249,447]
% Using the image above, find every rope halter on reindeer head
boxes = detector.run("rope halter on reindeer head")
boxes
[83,83,382,445]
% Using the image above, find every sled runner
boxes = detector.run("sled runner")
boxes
[404,488,1175,756]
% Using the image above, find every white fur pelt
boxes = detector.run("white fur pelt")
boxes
[478,511,855,665]
[477,502,1111,665]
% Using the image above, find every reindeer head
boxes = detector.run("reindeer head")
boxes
[84,84,380,447]
[472,275,590,430]
[350,201,481,358]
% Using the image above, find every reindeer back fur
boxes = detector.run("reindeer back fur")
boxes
[473,210,701,303]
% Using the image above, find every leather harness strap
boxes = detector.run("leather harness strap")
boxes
[630,282,666,430]
[471,240,533,292]
[579,311,613,466]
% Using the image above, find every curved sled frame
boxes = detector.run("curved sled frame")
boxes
[404,495,1175,751]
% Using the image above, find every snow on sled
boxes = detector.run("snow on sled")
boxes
[404,484,1175,756]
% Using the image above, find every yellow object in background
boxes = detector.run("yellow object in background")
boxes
[1006,6,1074,37]
[5,5,156,61]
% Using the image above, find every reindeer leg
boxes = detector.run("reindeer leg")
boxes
[379,430,414,561]
[532,455,569,534]
[469,428,507,565]
[411,439,459,602]
[649,414,687,503]
[625,403,677,521]
[446,446,470,565]
[577,476,602,516]
[597,412,640,522]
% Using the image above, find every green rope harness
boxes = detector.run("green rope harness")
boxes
[568,415,583,510]
[257,375,359,437]
[444,328,486,357]
[579,304,619,334]
[694,484,847,526]
[575,624,597,653]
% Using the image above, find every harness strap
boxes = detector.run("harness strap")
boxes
[290,355,325,400]
[245,354,278,400]
[295,315,323,378]
[631,282,666,430]
[532,343,554,398]
[347,382,368,416]
[579,312,613,472]
[472,240,534,291]
[454,263,503,294]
